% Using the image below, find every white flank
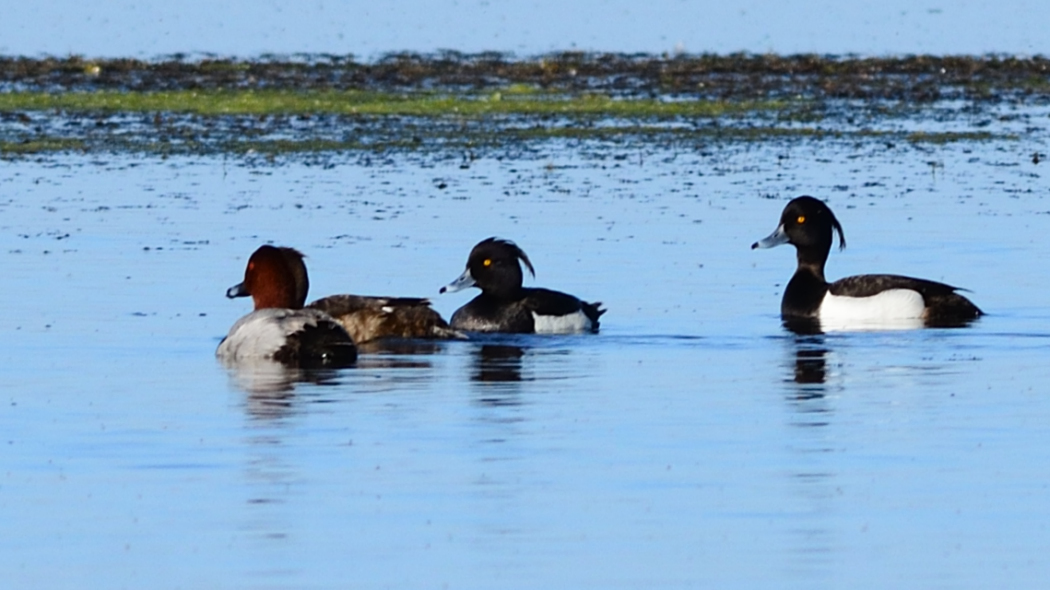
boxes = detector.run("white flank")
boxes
[531,310,592,334]
[216,308,332,360]
[818,289,925,332]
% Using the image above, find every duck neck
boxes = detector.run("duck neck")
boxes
[253,286,300,310]
[783,258,830,319]
[483,283,525,302]
[795,246,829,283]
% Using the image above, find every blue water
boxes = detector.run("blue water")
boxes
[1,124,1050,588]
[2,0,1049,58]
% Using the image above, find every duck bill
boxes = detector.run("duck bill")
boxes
[439,268,476,294]
[752,224,789,250]
[226,281,249,299]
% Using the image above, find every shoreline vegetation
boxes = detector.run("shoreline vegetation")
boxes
[0,53,1043,155]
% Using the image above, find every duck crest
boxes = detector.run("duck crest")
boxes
[468,237,535,300]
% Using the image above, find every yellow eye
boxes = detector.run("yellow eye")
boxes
[797,215,806,224]
[483,259,492,267]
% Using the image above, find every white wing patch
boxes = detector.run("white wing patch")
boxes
[217,308,332,360]
[531,310,592,334]
[818,289,926,331]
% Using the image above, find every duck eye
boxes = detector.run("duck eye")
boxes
[248,262,255,270]
[483,259,492,267]
[796,215,806,224]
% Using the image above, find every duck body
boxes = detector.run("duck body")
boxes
[217,307,358,365]
[450,287,603,334]
[753,196,982,330]
[307,294,463,343]
[217,245,357,367]
[441,237,605,334]
[783,268,979,328]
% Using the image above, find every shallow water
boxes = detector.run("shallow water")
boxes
[2,128,1050,588]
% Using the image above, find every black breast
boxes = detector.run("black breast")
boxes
[781,270,830,318]
[450,294,536,333]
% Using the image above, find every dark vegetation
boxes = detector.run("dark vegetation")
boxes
[2,52,1048,100]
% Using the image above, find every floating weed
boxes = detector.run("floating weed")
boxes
[0,89,782,118]
[0,138,86,154]
[904,131,999,143]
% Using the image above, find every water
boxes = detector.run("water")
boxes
[2,0,1049,58]
[2,127,1050,588]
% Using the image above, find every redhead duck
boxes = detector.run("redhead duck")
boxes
[752,196,983,331]
[217,245,357,366]
[440,238,605,333]
[224,244,460,347]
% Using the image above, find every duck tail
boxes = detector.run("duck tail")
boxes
[582,301,606,332]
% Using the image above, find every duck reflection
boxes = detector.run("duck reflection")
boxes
[781,334,841,562]
[471,344,525,383]
[220,340,445,565]
[784,334,835,427]
[221,340,442,419]
[469,343,528,408]
[219,357,344,419]
[793,344,828,387]
[355,339,446,357]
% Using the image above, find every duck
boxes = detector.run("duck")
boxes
[440,237,605,333]
[222,245,461,348]
[752,196,983,330]
[217,245,358,366]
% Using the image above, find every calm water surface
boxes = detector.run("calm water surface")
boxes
[2,129,1050,588]
[3,0,1049,56]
